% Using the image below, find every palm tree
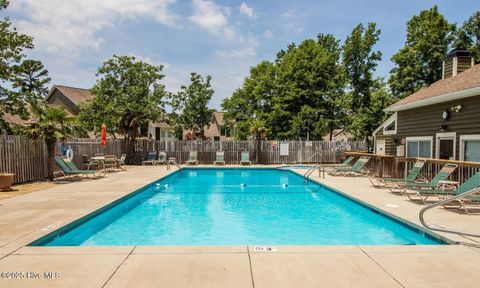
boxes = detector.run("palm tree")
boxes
[249,119,268,163]
[249,119,267,140]
[26,104,77,180]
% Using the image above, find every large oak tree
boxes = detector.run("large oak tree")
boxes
[79,55,167,163]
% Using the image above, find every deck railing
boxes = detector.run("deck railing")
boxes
[345,152,480,186]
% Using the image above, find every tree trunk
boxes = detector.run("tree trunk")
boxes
[46,138,56,181]
[126,128,137,165]
[329,123,334,141]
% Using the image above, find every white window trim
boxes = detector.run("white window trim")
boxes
[435,132,456,160]
[406,136,433,158]
[382,112,397,135]
[459,135,480,161]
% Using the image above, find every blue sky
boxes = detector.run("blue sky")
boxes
[4,0,479,108]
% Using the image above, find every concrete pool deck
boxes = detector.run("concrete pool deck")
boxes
[0,165,479,287]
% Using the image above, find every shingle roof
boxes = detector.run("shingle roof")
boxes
[386,64,480,111]
[150,122,173,129]
[2,112,28,125]
[213,111,224,125]
[53,85,94,105]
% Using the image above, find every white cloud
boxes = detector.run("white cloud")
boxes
[216,47,257,58]
[189,0,236,40]
[296,26,304,34]
[282,9,295,18]
[10,0,179,58]
[239,3,256,19]
[264,30,274,39]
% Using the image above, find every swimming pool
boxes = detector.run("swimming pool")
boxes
[32,168,444,246]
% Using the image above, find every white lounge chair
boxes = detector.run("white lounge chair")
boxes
[187,151,198,165]
[240,151,251,165]
[214,151,225,165]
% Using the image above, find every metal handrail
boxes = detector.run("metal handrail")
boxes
[419,187,480,238]
[304,165,320,182]
[167,159,181,170]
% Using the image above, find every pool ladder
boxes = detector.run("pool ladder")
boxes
[419,187,480,244]
[304,165,320,183]
[167,159,181,170]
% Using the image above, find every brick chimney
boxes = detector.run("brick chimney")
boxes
[442,49,474,79]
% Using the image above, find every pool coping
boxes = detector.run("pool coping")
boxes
[28,166,453,247]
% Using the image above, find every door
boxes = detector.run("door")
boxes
[376,139,386,155]
[155,127,160,140]
[438,139,454,160]
[436,132,456,160]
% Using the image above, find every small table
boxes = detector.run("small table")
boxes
[91,156,106,171]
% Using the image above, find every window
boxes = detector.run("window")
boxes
[382,112,397,135]
[406,137,433,158]
[460,135,480,162]
[160,131,165,138]
[384,121,396,131]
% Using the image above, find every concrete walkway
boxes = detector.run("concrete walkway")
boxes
[0,165,479,287]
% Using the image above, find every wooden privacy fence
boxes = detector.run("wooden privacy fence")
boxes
[0,135,366,184]
[0,134,48,184]
[345,152,480,187]
[65,139,367,166]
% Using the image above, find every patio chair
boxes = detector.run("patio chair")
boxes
[368,159,427,188]
[104,155,117,171]
[331,156,355,167]
[240,151,251,165]
[142,151,157,166]
[187,151,198,165]
[388,164,458,194]
[116,154,127,170]
[405,170,480,205]
[55,157,99,179]
[443,194,480,214]
[157,152,167,165]
[214,151,225,165]
[327,156,370,176]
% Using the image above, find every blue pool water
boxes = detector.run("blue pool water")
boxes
[34,168,443,246]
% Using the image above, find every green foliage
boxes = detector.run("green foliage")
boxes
[455,11,480,63]
[290,105,327,140]
[79,55,166,136]
[169,72,214,138]
[0,2,50,132]
[0,1,9,10]
[223,34,346,140]
[249,119,268,140]
[389,6,456,98]
[26,104,78,142]
[271,34,346,139]
[342,23,390,140]
[26,104,79,179]
[348,79,393,141]
[342,23,381,111]
[79,55,167,162]
[222,61,275,139]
